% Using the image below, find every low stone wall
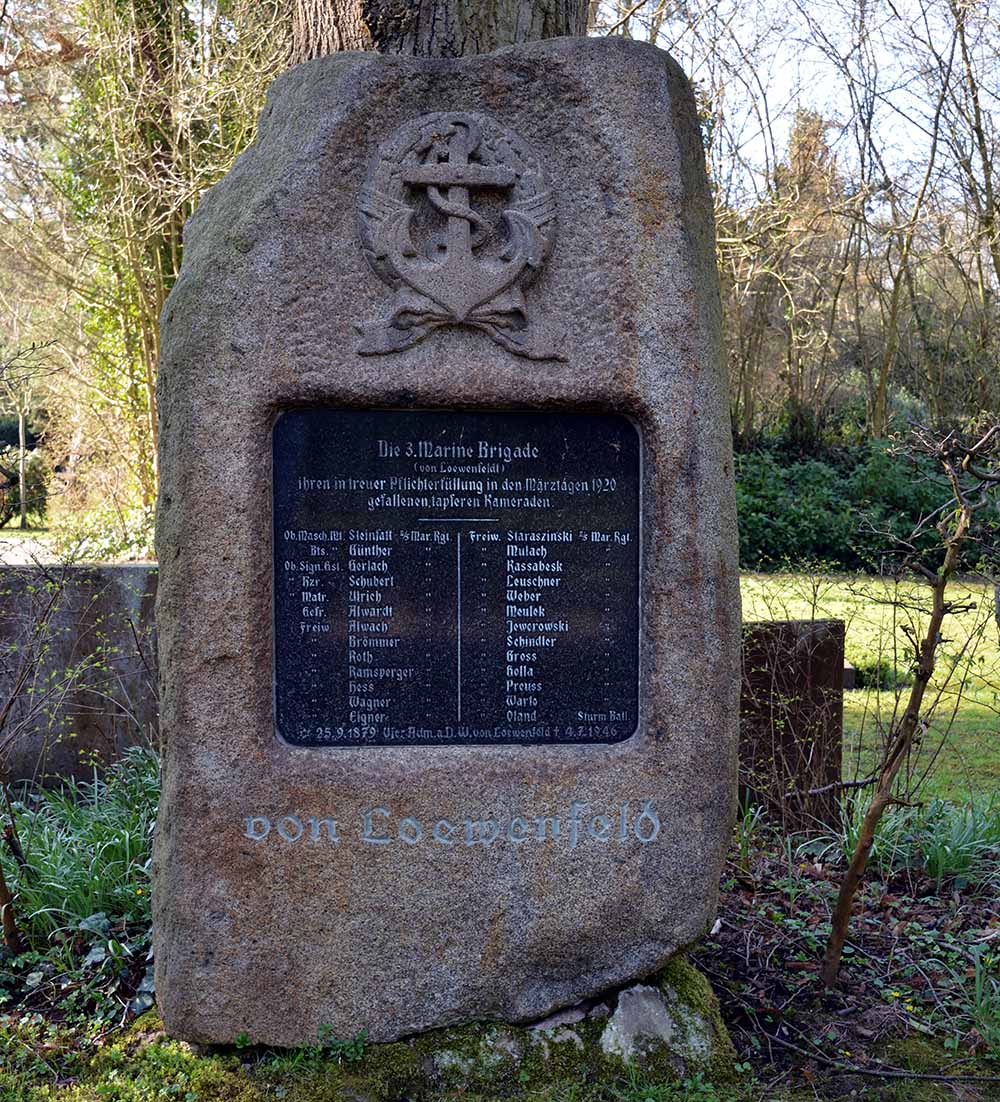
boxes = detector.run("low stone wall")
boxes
[0,565,158,783]
[740,619,845,829]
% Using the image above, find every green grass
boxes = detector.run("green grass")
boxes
[0,523,50,537]
[741,572,1000,801]
[801,795,1000,889]
[0,749,157,1026]
[9,748,156,949]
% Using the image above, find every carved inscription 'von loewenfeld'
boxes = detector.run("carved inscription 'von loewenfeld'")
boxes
[243,799,663,848]
[357,112,564,360]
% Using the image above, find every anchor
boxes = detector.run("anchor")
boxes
[374,114,542,321]
[358,111,563,360]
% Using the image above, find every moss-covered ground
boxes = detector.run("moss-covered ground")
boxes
[3,1008,996,1101]
[4,852,997,1102]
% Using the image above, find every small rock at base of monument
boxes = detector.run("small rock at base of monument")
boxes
[598,958,737,1078]
[437,959,737,1090]
[153,36,739,1045]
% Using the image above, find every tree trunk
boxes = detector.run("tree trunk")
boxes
[290,0,588,63]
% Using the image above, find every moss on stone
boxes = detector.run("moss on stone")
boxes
[654,954,739,1082]
[30,1029,268,1102]
[12,995,991,1102]
[515,1017,607,1094]
[2,965,738,1102]
[298,1014,610,1100]
[330,1037,424,1101]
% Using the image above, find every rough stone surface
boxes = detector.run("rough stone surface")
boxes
[153,37,739,1046]
[601,985,679,1061]
[528,1005,588,1030]
[0,565,158,782]
[604,978,718,1071]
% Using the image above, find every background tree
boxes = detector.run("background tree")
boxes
[594,0,1000,442]
[0,0,286,546]
[289,0,588,62]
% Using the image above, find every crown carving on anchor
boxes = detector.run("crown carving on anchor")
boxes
[356,112,565,362]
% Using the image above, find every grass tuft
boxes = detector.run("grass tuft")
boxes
[9,747,158,950]
[1,748,158,1026]
[801,794,1000,889]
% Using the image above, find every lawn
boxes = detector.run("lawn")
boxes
[741,573,1000,803]
[0,524,50,537]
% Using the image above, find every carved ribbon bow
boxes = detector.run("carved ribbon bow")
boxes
[357,285,565,361]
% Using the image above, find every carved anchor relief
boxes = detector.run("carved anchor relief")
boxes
[357,112,565,361]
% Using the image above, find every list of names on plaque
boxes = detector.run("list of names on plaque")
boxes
[272,409,640,746]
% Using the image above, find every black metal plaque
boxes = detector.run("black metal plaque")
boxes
[273,410,640,746]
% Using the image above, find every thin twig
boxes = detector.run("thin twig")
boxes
[807,775,876,796]
[600,0,650,36]
[763,1029,1000,1084]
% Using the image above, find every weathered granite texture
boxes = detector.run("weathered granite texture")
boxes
[153,37,740,1045]
[0,565,158,783]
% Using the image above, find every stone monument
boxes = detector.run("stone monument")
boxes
[153,37,740,1046]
